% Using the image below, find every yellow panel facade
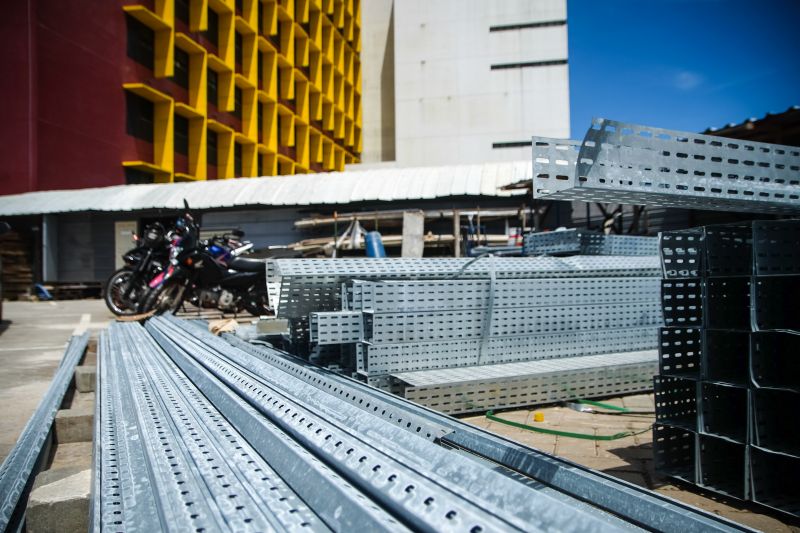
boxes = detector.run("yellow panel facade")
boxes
[122,0,359,181]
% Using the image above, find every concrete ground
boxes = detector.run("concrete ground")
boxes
[0,299,112,462]
[462,395,799,532]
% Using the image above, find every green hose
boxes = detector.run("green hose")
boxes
[485,410,652,441]
[576,399,630,412]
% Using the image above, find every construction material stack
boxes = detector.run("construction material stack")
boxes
[90,314,752,532]
[269,256,664,414]
[654,220,800,518]
[523,229,658,257]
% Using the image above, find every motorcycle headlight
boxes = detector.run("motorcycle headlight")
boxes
[123,253,137,266]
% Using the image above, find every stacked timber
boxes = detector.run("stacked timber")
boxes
[0,232,33,300]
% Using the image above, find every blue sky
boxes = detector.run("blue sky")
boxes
[567,0,800,137]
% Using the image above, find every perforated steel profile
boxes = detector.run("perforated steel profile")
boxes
[523,229,658,257]
[533,119,800,214]
[357,327,659,376]
[340,301,662,344]
[394,350,658,415]
[95,322,329,532]
[347,277,661,312]
[0,333,89,532]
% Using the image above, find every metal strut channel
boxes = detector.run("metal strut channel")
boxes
[148,318,538,532]
[153,316,639,532]
[95,323,330,532]
[0,332,89,532]
[94,328,162,532]
[219,324,752,532]
[143,321,409,532]
[221,333,454,441]
[120,322,327,531]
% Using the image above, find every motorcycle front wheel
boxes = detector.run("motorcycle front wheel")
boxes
[139,280,186,315]
[103,268,140,316]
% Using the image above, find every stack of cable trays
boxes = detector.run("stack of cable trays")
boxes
[268,256,664,414]
[654,220,800,518]
[94,314,752,532]
[523,228,659,257]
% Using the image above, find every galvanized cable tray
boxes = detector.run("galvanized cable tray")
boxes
[523,229,659,257]
[392,350,658,414]
[310,302,662,349]
[0,332,89,532]
[344,277,661,312]
[352,327,659,376]
[532,119,800,214]
[269,256,661,318]
[655,220,800,518]
[269,256,662,279]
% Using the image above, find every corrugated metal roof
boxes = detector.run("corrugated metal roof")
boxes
[0,160,531,216]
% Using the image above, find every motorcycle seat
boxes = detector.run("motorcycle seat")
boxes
[228,256,265,272]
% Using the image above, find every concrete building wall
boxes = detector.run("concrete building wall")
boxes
[360,0,396,163]
[360,0,570,166]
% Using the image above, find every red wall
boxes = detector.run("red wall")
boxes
[0,1,37,194]
[0,0,128,195]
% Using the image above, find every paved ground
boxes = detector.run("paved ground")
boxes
[0,300,112,462]
[462,395,799,532]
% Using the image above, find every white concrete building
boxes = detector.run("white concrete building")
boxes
[360,0,570,166]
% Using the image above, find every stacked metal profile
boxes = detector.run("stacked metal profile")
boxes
[268,256,663,355]
[93,314,751,532]
[523,228,658,256]
[0,333,89,532]
[531,119,800,214]
[268,256,663,413]
[653,220,800,518]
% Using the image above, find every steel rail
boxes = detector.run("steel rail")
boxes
[0,332,89,532]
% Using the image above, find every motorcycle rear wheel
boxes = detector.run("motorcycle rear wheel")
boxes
[103,268,140,316]
[243,286,271,316]
[139,280,186,315]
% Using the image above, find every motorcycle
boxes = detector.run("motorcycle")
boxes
[138,209,269,316]
[103,222,169,316]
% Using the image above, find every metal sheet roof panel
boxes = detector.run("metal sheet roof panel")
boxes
[0,160,530,216]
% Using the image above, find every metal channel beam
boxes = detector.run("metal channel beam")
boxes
[97,322,327,532]
[213,320,755,532]
[154,316,647,532]
[532,120,800,214]
[149,317,615,532]
[0,333,89,532]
